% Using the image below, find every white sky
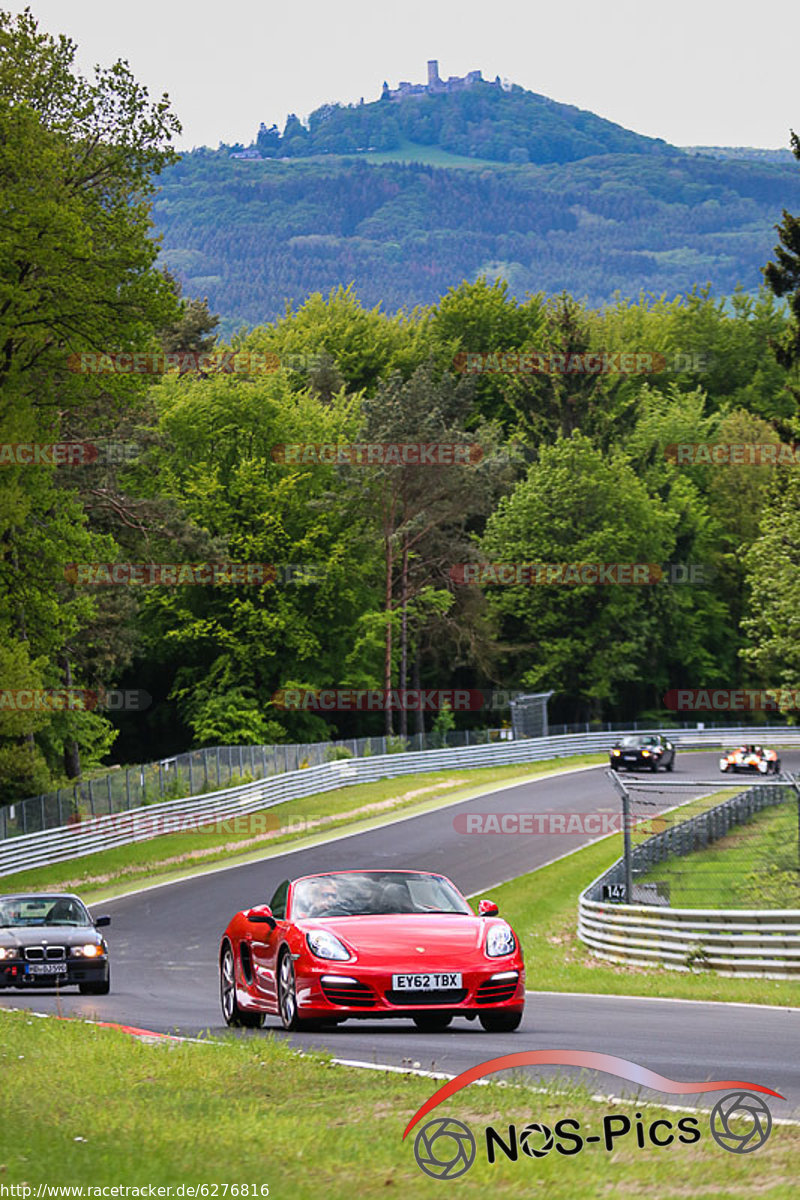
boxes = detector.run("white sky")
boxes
[7,0,799,151]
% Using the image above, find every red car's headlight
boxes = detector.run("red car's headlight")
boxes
[486,924,516,957]
[306,930,351,961]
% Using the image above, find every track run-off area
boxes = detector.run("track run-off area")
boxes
[2,750,799,1116]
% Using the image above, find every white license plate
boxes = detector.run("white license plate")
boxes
[26,962,67,975]
[392,972,462,990]
[623,756,637,761]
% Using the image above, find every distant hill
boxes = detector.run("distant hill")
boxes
[154,84,800,333]
[684,146,795,164]
[245,81,679,166]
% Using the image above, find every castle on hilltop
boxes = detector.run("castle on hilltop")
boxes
[382,60,501,102]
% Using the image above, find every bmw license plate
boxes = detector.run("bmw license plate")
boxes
[26,963,67,975]
[392,972,462,990]
[623,755,637,761]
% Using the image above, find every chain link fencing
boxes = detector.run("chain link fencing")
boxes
[592,773,800,909]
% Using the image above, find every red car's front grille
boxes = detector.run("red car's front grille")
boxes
[476,976,519,1004]
[320,978,376,1008]
[385,988,468,1006]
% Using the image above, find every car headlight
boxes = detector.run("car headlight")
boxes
[306,930,351,961]
[486,924,516,957]
[71,944,104,958]
[641,749,650,756]
[611,750,620,756]
[0,947,13,960]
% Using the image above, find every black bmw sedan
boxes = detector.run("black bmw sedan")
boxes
[609,734,676,772]
[0,893,110,994]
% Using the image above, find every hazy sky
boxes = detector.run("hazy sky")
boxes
[8,0,799,151]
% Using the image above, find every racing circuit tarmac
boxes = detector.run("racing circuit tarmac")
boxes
[2,751,799,1115]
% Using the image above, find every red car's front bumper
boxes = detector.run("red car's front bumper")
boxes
[294,959,526,1019]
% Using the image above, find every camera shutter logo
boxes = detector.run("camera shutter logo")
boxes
[710,1091,773,1154]
[520,1122,555,1158]
[414,1117,476,1179]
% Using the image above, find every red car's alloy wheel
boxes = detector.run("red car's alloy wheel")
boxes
[220,944,264,1028]
[278,951,298,1029]
[220,947,236,1023]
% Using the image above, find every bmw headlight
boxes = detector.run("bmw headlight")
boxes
[306,930,351,961]
[611,750,620,757]
[0,947,13,960]
[486,924,516,958]
[71,944,104,958]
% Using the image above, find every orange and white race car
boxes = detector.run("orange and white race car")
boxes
[719,744,781,774]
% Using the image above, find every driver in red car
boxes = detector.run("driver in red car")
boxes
[295,877,338,918]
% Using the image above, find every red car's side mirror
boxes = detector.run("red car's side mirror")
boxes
[246,905,276,929]
[478,899,499,916]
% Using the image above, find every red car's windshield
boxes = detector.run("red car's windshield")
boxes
[290,872,472,919]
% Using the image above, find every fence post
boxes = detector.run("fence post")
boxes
[188,757,194,796]
[622,791,633,903]
[88,780,95,816]
[216,747,221,787]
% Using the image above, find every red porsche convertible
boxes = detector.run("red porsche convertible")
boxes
[219,869,525,1032]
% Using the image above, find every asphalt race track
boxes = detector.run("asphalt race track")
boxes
[2,751,798,1115]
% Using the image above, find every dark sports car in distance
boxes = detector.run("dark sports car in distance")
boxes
[610,734,676,772]
[0,893,110,993]
[219,869,525,1033]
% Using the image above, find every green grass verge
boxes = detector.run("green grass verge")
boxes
[2,757,605,903]
[0,1010,796,1196]
[638,798,800,909]
[472,832,800,1007]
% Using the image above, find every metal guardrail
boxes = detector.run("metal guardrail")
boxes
[578,781,800,978]
[4,728,515,834]
[13,717,796,833]
[2,726,799,880]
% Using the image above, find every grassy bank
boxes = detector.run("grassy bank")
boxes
[473,833,800,1007]
[0,1010,795,1197]
[3,757,604,902]
[638,799,800,909]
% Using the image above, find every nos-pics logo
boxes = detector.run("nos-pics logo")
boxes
[404,1051,781,1179]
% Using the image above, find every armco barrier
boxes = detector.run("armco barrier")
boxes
[578,781,800,978]
[2,726,800,879]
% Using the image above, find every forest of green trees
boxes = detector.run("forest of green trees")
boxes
[2,10,800,800]
[155,151,800,334]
